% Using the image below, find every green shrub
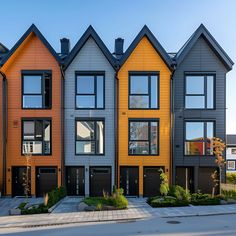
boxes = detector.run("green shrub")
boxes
[149,196,189,208]
[18,202,27,210]
[222,189,236,200]
[169,185,191,202]
[159,169,169,196]
[21,186,66,215]
[111,195,128,209]
[226,173,236,185]
[191,192,221,205]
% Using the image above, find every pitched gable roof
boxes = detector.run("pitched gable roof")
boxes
[0,42,9,54]
[175,24,234,71]
[119,25,173,70]
[64,25,116,69]
[0,24,61,66]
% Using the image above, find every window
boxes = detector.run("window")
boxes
[22,72,52,109]
[231,149,236,155]
[185,121,214,156]
[227,161,236,170]
[185,74,214,109]
[22,119,51,155]
[76,73,104,109]
[129,119,159,155]
[129,73,159,109]
[76,120,104,155]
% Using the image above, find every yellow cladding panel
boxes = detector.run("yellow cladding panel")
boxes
[118,36,172,195]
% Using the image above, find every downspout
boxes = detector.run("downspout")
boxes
[170,61,176,187]
[0,70,7,196]
[59,64,65,187]
[114,67,119,188]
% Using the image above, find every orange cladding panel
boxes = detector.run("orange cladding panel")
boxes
[118,36,172,196]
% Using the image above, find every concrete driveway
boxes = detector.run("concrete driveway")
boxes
[0,197,43,216]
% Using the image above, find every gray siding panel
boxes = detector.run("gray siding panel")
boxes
[173,36,227,187]
[64,38,115,195]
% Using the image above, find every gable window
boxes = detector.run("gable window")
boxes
[129,119,159,155]
[76,119,104,155]
[22,119,51,155]
[129,73,159,109]
[185,74,214,109]
[227,160,236,170]
[22,71,52,109]
[76,73,104,109]
[185,121,214,156]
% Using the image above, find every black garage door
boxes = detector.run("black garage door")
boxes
[176,167,194,193]
[90,167,111,197]
[120,167,139,196]
[198,167,219,194]
[36,167,58,197]
[12,166,31,197]
[66,167,85,196]
[143,167,162,197]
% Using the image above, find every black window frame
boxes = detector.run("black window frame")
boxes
[184,120,215,156]
[75,71,105,110]
[128,71,159,110]
[21,118,52,156]
[184,73,215,110]
[75,118,105,156]
[128,118,159,156]
[21,70,52,110]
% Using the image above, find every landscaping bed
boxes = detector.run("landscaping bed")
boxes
[12,186,66,215]
[83,188,128,211]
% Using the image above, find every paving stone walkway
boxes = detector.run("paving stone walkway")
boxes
[1,197,236,228]
[0,197,43,216]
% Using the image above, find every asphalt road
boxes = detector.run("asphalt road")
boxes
[0,214,236,236]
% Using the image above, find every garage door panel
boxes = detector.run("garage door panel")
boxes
[36,167,57,197]
[143,167,162,197]
[90,167,111,197]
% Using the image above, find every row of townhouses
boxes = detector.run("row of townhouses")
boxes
[0,24,233,197]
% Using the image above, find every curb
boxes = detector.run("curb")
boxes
[48,198,65,213]
[0,217,143,229]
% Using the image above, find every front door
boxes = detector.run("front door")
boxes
[12,167,31,197]
[143,167,162,197]
[176,167,194,193]
[66,167,85,196]
[120,167,139,196]
[36,167,58,197]
[90,167,111,196]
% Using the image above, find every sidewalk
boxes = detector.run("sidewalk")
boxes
[0,198,236,228]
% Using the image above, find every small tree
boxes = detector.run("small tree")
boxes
[159,169,169,196]
[22,144,32,199]
[212,137,226,196]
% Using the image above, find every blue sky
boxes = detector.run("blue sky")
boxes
[1,0,236,133]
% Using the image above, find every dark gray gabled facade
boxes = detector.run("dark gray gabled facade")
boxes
[172,24,234,193]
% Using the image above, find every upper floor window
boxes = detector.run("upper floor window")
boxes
[185,121,214,156]
[22,71,52,109]
[76,73,104,109]
[231,149,236,154]
[75,119,104,155]
[22,119,51,155]
[129,73,159,109]
[129,119,159,155]
[185,74,214,109]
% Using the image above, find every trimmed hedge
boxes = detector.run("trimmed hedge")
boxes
[190,192,221,205]
[148,196,189,208]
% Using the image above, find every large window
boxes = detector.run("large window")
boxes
[76,73,104,109]
[185,74,214,109]
[22,119,51,155]
[76,119,104,155]
[129,119,159,155]
[22,71,52,109]
[185,121,214,156]
[129,73,159,109]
